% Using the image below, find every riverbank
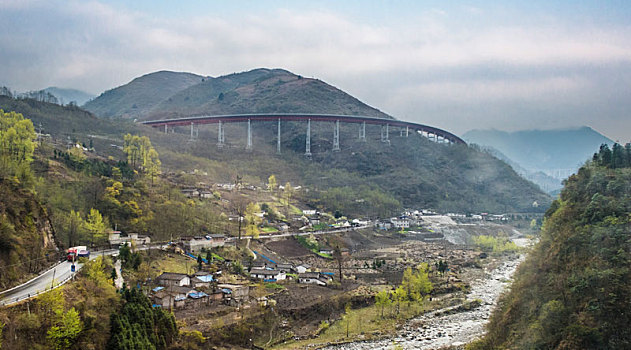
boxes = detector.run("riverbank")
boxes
[323,253,524,350]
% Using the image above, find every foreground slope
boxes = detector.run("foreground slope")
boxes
[471,144,631,349]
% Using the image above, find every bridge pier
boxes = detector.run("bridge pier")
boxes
[246,119,252,151]
[190,122,196,141]
[164,124,168,134]
[217,121,225,148]
[406,126,409,137]
[333,120,340,152]
[305,119,312,157]
[359,122,366,141]
[277,118,281,154]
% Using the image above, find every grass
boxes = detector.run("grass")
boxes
[260,226,279,233]
[272,300,430,349]
[150,253,194,275]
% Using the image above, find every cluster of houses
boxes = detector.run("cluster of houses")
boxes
[150,259,336,309]
[375,209,511,230]
[248,261,334,286]
[151,271,249,308]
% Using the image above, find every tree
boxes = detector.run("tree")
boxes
[245,202,262,238]
[85,208,108,248]
[267,174,277,192]
[375,289,392,318]
[0,319,3,349]
[197,254,203,270]
[233,198,247,242]
[47,307,83,350]
[0,110,36,179]
[65,210,86,248]
[333,245,344,285]
[392,286,407,315]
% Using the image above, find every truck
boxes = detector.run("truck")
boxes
[67,246,89,261]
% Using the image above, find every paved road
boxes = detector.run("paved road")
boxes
[0,247,141,306]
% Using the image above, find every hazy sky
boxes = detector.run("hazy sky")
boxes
[1,0,630,141]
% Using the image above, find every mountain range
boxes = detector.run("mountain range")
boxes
[463,127,613,192]
[83,68,392,120]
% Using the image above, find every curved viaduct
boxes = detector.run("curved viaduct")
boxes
[141,113,465,155]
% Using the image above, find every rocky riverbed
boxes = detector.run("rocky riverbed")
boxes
[325,254,524,350]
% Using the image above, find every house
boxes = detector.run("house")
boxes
[302,209,317,216]
[390,217,410,229]
[217,283,249,305]
[200,191,214,199]
[108,232,151,246]
[298,272,333,286]
[151,286,196,309]
[249,268,286,282]
[295,264,311,274]
[274,263,294,274]
[318,247,334,255]
[191,275,213,289]
[376,221,392,230]
[156,272,190,287]
[181,236,211,253]
[181,188,200,198]
[308,216,321,226]
[207,234,226,247]
[340,248,350,257]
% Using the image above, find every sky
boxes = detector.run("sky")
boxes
[1,0,631,141]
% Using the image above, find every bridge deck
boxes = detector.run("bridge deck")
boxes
[141,113,465,144]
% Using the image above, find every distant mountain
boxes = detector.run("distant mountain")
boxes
[85,68,392,120]
[463,127,613,180]
[478,145,563,193]
[43,87,94,106]
[83,71,205,118]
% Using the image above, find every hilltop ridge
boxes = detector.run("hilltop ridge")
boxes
[84,68,393,121]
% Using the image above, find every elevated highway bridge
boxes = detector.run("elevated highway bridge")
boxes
[141,113,465,155]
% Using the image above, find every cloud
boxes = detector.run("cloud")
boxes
[1,1,631,141]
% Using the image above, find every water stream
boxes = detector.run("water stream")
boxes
[325,253,524,350]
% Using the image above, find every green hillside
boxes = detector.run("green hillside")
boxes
[83,70,205,118]
[470,143,631,349]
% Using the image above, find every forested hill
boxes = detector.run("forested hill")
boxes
[84,68,393,121]
[470,143,631,349]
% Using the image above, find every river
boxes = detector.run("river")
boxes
[325,253,525,350]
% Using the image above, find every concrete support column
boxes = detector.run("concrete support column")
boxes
[190,122,195,140]
[333,120,340,152]
[406,126,409,137]
[305,119,312,157]
[164,124,168,134]
[246,119,252,151]
[277,118,281,154]
[217,121,224,148]
[359,121,366,141]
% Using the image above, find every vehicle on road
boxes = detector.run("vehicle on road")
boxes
[67,246,89,261]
